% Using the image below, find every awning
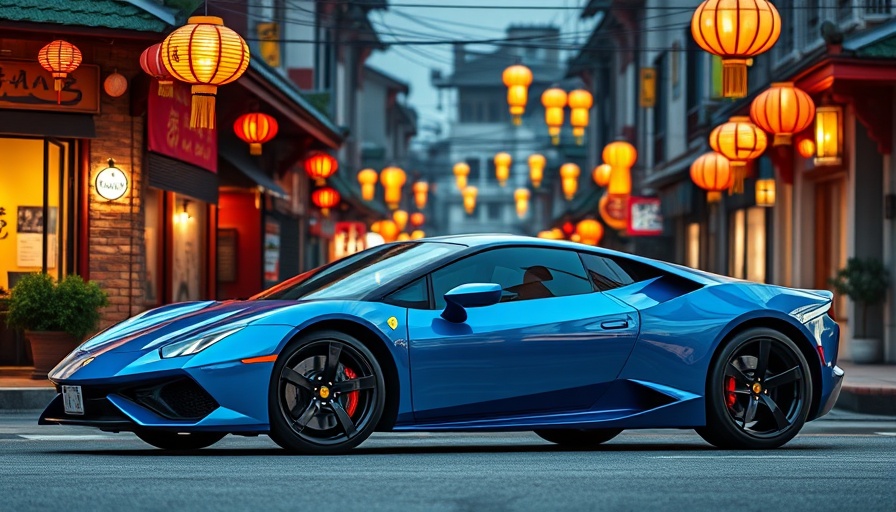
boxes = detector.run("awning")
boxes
[0,111,96,138]
[218,145,289,199]
[147,152,218,204]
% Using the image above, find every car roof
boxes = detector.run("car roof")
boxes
[425,233,603,252]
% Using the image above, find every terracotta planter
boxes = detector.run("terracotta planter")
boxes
[25,331,79,379]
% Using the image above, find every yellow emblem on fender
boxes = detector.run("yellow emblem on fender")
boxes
[319,386,330,399]
[387,316,398,330]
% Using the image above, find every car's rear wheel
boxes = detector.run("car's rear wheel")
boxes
[534,428,622,448]
[268,330,385,454]
[696,327,812,449]
[134,430,225,450]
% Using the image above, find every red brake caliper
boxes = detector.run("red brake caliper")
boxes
[343,367,359,416]
[725,376,737,408]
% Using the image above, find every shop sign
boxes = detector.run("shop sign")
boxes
[147,80,217,173]
[627,197,664,236]
[0,59,100,113]
[333,222,367,260]
[95,165,128,201]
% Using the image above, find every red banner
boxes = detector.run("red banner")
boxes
[147,80,217,173]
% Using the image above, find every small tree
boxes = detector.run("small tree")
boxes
[829,257,890,338]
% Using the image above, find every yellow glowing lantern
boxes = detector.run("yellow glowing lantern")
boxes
[453,162,470,190]
[815,105,843,166]
[410,212,425,228]
[494,152,512,187]
[397,233,411,241]
[797,138,816,159]
[542,87,568,145]
[690,151,733,203]
[755,178,776,207]
[379,220,399,243]
[161,16,251,128]
[599,192,629,231]
[568,89,593,145]
[528,154,546,188]
[380,166,406,210]
[304,151,338,185]
[537,229,563,240]
[462,186,478,215]
[560,163,580,201]
[603,140,638,171]
[38,40,82,104]
[709,116,767,193]
[576,219,604,246]
[357,168,378,201]
[412,181,429,209]
[392,210,409,231]
[750,82,815,146]
[691,0,781,98]
[514,188,530,218]
[370,221,382,234]
[592,163,612,187]
[603,140,638,205]
[410,230,425,240]
[502,64,533,125]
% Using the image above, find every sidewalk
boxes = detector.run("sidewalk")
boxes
[0,363,893,414]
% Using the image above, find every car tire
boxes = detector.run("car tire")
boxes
[696,327,812,449]
[534,428,622,448]
[268,330,385,455]
[134,430,226,450]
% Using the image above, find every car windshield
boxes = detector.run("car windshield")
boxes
[252,241,463,301]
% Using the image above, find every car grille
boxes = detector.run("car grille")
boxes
[130,378,219,420]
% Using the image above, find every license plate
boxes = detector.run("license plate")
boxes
[62,385,84,415]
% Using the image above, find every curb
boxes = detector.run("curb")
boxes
[0,388,56,411]
[834,385,896,416]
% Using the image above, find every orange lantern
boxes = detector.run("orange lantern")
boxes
[528,154,546,188]
[410,212,425,228]
[379,220,399,243]
[690,151,734,203]
[560,163,580,201]
[453,162,470,190]
[397,233,411,242]
[514,188,530,218]
[370,221,382,234]
[797,138,816,159]
[410,230,426,240]
[542,87,567,145]
[393,210,409,232]
[357,168,378,201]
[311,186,340,217]
[38,40,82,104]
[502,64,533,125]
[537,229,563,240]
[568,89,593,145]
[380,166,406,210]
[462,186,478,215]
[161,16,250,128]
[599,192,629,231]
[412,181,429,209]
[603,140,638,170]
[234,113,279,155]
[750,82,815,146]
[709,116,767,193]
[494,152,512,187]
[691,0,781,98]
[592,163,612,188]
[139,43,174,97]
[304,152,338,185]
[755,178,776,207]
[576,219,604,246]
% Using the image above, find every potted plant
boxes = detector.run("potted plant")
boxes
[6,273,109,378]
[830,257,890,363]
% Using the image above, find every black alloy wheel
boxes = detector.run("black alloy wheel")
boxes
[134,430,226,450]
[696,327,812,449]
[534,428,622,448]
[268,330,385,454]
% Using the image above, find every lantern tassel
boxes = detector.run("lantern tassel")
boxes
[250,143,262,156]
[190,85,217,129]
[773,133,792,146]
[722,60,748,99]
[157,81,174,98]
[729,164,747,194]
[512,114,522,126]
[707,191,722,203]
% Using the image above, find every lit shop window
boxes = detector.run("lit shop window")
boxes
[729,207,766,282]
[687,222,700,269]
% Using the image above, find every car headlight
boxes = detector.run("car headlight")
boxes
[159,326,245,358]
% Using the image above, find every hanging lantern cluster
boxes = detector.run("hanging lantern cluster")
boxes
[528,154,546,188]
[690,152,733,203]
[139,43,174,97]
[502,64,533,125]
[160,16,251,129]
[494,152,512,187]
[559,163,580,201]
[541,87,592,146]
[234,113,279,155]
[38,40,82,104]
[691,0,781,98]
[708,116,767,193]
[514,188,530,219]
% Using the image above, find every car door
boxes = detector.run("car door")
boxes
[407,247,640,422]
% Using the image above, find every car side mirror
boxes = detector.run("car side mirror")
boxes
[440,283,502,323]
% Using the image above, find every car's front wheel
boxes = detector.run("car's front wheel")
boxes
[268,330,385,454]
[696,327,812,449]
[534,428,622,448]
[134,430,226,450]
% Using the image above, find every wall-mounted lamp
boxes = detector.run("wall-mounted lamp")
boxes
[176,200,192,224]
[815,105,843,166]
[755,178,776,207]
[95,158,129,201]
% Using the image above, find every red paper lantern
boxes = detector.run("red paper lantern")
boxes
[139,43,174,97]
[312,186,340,216]
[305,152,338,185]
[234,113,279,155]
[38,40,82,104]
[410,212,425,228]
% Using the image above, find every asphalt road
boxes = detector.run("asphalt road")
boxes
[1,409,894,512]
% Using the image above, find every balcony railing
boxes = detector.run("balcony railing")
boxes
[866,0,893,15]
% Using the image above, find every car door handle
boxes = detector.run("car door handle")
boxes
[601,319,629,330]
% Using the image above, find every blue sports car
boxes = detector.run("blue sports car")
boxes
[40,235,843,453]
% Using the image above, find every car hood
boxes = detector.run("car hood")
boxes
[77,299,300,356]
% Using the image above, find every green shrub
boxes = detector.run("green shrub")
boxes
[6,273,109,339]
[829,257,890,337]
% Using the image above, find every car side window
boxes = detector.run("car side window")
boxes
[430,247,592,308]
[580,253,665,292]
[385,277,429,309]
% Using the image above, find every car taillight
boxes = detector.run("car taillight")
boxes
[817,345,826,365]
